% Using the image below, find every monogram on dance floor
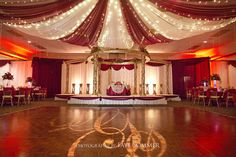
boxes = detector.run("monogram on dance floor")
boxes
[50,109,167,157]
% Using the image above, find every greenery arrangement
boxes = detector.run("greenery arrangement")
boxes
[210,74,221,81]
[2,72,14,80]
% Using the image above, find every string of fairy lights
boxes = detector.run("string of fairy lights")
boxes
[130,0,236,40]
[2,0,236,45]
[62,0,107,43]
[0,0,48,5]
[98,0,134,48]
[184,0,230,4]
[0,0,232,5]
[153,0,235,20]
[4,0,97,40]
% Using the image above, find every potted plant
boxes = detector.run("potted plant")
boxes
[210,74,221,88]
[2,72,14,87]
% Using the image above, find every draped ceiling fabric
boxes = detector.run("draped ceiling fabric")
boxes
[2,0,236,48]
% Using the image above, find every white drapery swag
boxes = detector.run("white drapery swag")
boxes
[0,61,32,87]
[5,0,236,49]
[61,62,173,95]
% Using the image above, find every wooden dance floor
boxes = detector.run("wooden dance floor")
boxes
[0,105,236,157]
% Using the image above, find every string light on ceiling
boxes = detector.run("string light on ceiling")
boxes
[130,0,236,40]
[2,0,236,48]
[98,0,134,48]
[0,0,47,5]
[4,0,97,40]
[154,0,234,20]
[185,0,230,4]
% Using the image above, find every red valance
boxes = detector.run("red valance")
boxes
[229,61,236,68]
[101,64,134,71]
[0,61,10,67]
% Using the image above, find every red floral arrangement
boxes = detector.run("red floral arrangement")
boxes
[25,77,33,83]
[2,72,14,80]
[210,74,221,81]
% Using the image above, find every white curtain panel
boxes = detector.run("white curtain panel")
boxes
[63,62,173,95]
[210,61,236,89]
[65,62,93,94]
[211,61,229,88]
[0,63,10,86]
[0,61,32,87]
[10,61,32,87]
[228,65,236,88]
[111,68,135,92]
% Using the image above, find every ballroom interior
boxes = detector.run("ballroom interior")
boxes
[0,0,236,157]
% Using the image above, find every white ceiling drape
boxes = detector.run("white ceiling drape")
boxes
[131,0,236,40]
[3,0,236,48]
[97,0,134,49]
[7,0,97,40]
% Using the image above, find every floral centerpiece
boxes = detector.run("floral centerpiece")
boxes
[210,74,220,88]
[25,77,33,87]
[25,77,33,83]
[2,72,14,80]
[2,72,14,87]
[210,74,221,81]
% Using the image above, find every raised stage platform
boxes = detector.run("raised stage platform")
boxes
[55,94,181,105]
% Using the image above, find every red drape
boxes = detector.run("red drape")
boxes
[120,0,171,45]
[32,57,63,98]
[61,0,108,46]
[229,61,236,68]
[150,0,236,20]
[0,0,83,21]
[100,64,134,71]
[172,58,210,98]
[0,61,10,67]
[112,64,123,71]
[124,64,134,70]
[100,64,111,71]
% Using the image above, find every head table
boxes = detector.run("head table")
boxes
[106,81,131,96]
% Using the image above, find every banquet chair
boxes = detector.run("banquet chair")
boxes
[225,90,235,107]
[41,88,47,99]
[34,88,44,100]
[186,88,192,100]
[14,88,26,105]
[1,88,14,106]
[25,88,33,104]
[198,88,207,106]
[208,88,220,107]
[192,88,199,104]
